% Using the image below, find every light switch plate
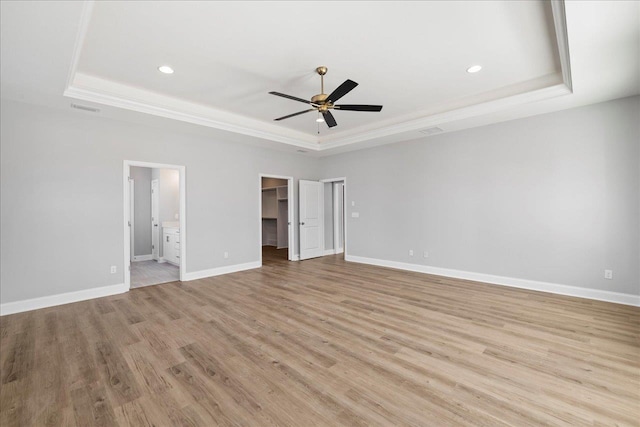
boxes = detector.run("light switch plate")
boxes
[351,212,359,218]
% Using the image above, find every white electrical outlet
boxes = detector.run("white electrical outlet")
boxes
[351,201,355,207]
[224,252,229,259]
[110,266,117,274]
[423,251,429,258]
[409,250,414,256]
[604,269,613,280]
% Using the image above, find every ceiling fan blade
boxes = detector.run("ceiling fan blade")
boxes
[326,79,358,103]
[335,104,383,112]
[274,109,315,121]
[269,91,311,105]
[322,110,337,128]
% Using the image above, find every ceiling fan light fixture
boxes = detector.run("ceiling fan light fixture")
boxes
[157,65,174,74]
[466,65,482,73]
[269,66,383,128]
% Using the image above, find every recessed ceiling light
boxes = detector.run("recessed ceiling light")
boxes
[466,65,482,73]
[158,65,174,74]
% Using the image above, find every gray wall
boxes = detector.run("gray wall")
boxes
[320,96,640,296]
[130,166,152,256]
[152,168,180,224]
[0,99,319,303]
[1,96,638,304]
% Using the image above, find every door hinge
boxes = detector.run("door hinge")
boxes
[128,220,131,227]
[152,244,154,250]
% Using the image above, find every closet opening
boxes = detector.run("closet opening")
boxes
[321,178,346,259]
[260,174,294,265]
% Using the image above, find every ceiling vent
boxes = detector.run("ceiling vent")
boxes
[70,103,100,113]
[419,127,443,135]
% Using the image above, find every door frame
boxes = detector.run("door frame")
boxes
[129,179,135,262]
[151,179,159,261]
[320,177,347,257]
[259,174,295,263]
[333,182,345,254]
[124,160,186,289]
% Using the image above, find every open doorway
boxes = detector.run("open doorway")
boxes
[124,161,186,289]
[260,174,294,265]
[297,177,347,260]
[321,178,346,258]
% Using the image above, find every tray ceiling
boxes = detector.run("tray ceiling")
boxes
[64,1,570,150]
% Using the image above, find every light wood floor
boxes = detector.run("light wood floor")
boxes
[1,254,639,426]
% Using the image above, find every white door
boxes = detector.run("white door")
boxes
[151,179,159,260]
[299,180,324,260]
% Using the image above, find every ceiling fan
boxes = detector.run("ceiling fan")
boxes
[269,66,383,128]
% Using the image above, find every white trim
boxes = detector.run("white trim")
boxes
[551,0,573,92]
[345,255,640,307]
[318,83,571,151]
[64,1,94,92]
[182,261,261,282]
[320,177,348,258]
[65,78,570,154]
[333,182,340,252]
[157,257,167,264]
[0,283,128,316]
[323,249,338,256]
[129,179,135,262]
[65,82,318,150]
[63,6,572,154]
[132,254,154,262]
[124,161,186,289]
[151,179,160,260]
[259,174,295,262]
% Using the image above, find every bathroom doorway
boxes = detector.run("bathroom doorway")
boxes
[124,161,186,289]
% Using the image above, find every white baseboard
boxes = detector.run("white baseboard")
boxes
[133,254,153,262]
[157,257,167,264]
[183,261,261,281]
[323,249,337,256]
[0,283,128,316]
[345,255,640,307]
[336,248,344,254]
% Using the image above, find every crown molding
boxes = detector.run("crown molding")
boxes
[551,0,573,93]
[64,81,319,150]
[318,81,571,151]
[64,0,94,91]
[63,0,573,153]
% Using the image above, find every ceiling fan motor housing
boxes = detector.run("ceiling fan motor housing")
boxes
[311,93,328,104]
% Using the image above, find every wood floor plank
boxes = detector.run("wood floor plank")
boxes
[1,247,638,426]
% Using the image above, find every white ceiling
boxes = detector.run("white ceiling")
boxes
[1,1,638,155]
